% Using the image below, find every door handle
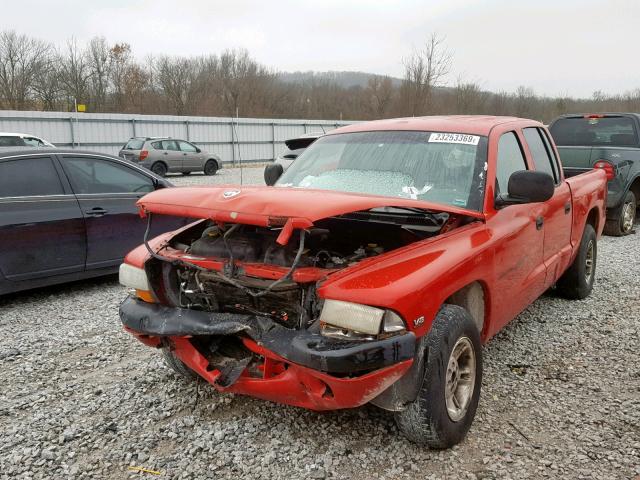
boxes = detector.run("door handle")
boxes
[163,152,168,155]
[535,216,544,230]
[564,202,571,214]
[85,207,108,217]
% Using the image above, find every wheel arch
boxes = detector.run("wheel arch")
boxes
[585,206,601,234]
[444,280,490,341]
[628,175,640,206]
[151,160,168,171]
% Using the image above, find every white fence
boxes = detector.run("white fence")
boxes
[0,111,356,163]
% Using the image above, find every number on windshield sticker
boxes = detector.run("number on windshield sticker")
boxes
[428,133,480,145]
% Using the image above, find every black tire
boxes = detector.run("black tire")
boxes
[556,223,597,300]
[151,162,168,177]
[204,160,218,175]
[395,305,482,449]
[182,171,191,176]
[603,190,636,236]
[162,348,198,380]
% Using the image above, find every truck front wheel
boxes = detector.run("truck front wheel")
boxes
[556,223,597,299]
[604,190,636,236]
[395,305,482,448]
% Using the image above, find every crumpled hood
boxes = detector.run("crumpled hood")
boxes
[138,185,484,228]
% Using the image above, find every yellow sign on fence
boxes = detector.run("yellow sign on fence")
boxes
[76,104,86,112]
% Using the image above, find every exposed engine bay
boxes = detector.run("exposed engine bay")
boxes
[151,208,464,332]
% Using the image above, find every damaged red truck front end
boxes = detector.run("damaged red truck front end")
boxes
[119,185,482,410]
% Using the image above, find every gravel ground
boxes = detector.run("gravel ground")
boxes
[0,167,638,479]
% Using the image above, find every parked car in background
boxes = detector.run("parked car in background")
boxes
[0,132,55,148]
[119,116,606,448]
[265,132,321,184]
[549,113,640,235]
[119,137,222,177]
[0,149,186,295]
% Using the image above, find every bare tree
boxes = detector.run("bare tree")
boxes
[219,49,275,117]
[366,75,394,117]
[109,43,133,111]
[400,33,452,116]
[59,38,92,109]
[0,31,51,109]
[514,86,535,117]
[454,78,486,114]
[88,37,111,110]
[153,55,205,115]
[32,51,63,111]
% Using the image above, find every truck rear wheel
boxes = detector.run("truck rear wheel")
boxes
[556,223,596,299]
[162,348,198,380]
[394,305,482,448]
[604,190,636,236]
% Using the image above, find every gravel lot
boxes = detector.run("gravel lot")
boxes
[1,167,638,479]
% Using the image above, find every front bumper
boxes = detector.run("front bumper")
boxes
[119,296,416,410]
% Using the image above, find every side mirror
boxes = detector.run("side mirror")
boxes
[264,163,284,186]
[195,147,201,153]
[496,170,554,207]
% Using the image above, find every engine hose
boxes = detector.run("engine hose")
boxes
[214,229,307,298]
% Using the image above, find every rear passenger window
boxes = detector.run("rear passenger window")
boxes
[151,141,163,149]
[523,128,558,184]
[496,132,527,196]
[0,157,64,197]
[162,140,179,151]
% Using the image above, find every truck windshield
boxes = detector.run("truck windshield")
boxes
[550,116,639,146]
[276,130,488,211]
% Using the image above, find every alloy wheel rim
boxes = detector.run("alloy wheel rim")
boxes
[585,240,595,283]
[445,336,476,422]
[621,201,635,233]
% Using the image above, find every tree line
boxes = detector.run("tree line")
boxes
[1,30,639,123]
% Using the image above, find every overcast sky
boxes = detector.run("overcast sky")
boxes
[4,0,638,98]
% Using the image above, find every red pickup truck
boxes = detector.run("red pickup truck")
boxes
[118,116,607,448]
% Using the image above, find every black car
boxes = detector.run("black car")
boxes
[0,149,185,295]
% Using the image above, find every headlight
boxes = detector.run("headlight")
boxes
[119,263,155,302]
[319,299,406,339]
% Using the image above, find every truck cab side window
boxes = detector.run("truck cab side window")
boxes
[0,157,64,197]
[496,132,527,197]
[523,127,558,184]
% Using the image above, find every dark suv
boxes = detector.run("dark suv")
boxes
[549,113,640,235]
[119,137,222,177]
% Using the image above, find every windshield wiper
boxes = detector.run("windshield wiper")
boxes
[368,206,436,215]
[341,207,449,229]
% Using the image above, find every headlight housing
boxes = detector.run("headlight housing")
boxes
[119,263,155,302]
[319,299,406,340]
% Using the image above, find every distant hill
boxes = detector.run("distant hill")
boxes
[278,71,403,89]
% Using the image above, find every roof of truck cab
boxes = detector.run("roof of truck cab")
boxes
[330,115,540,136]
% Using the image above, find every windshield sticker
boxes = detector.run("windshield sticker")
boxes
[401,184,433,199]
[429,133,480,145]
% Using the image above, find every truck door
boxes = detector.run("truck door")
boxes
[486,131,546,335]
[523,127,573,286]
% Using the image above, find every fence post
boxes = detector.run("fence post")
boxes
[230,120,236,165]
[131,118,137,137]
[185,120,190,141]
[303,123,308,134]
[69,116,75,147]
[271,123,276,161]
